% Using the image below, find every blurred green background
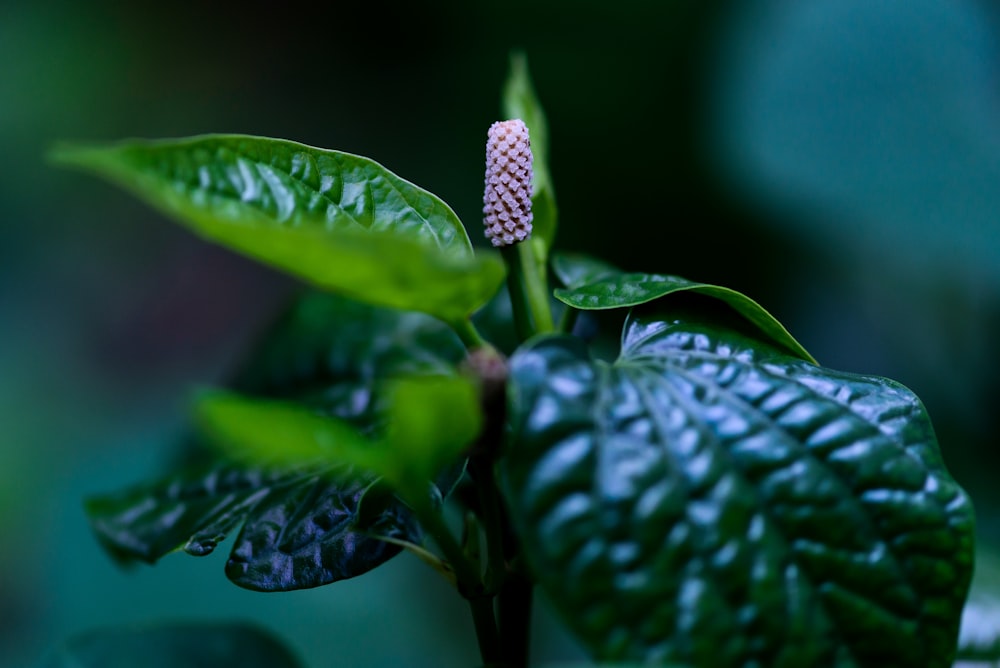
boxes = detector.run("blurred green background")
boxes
[4,0,1000,665]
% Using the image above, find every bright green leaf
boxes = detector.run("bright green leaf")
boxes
[502,305,974,666]
[553,259,815,363]
[43,622,303,668]
[196,390,387,473]
[384,375,482,485]
[51,135,504,320]
[51,134,472,253]
[197,376,481,506]
[176,222,504,322]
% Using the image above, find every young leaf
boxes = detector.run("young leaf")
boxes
[51,135,504,321]
[197,376,482,506]
[502,52,557,253]
[552,253,815,363]
[383,374,483,488]
[43,622,303,668]
[502,306,974,666]
[196,390,388,473]
[85,292,468,591]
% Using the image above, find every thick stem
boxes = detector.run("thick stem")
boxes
[502,246,533,342]
[498,573,534,667]
[502,242,554,341]
[518,241,555,335]
[469,595,503,666]
[470,458,506,593]
[408,493,501,666]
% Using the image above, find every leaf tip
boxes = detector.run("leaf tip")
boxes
[47,142,123,179]
[46,142,91,168]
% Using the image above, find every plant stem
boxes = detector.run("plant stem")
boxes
[451,317,488,350]
[557,302,579,335]
[502,241,554,341]
[470,458,506,593]
[498,572,534,667]
[502,246,532,342]
[469,595,503,666]
[408,493,501,665]
[519,242,555,335]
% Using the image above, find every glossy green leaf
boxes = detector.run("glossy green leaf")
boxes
[51,135,504,320]
[502,52,557,253]
[43,622,303,668]
[86,461,417,592]
[174,221,502,322]
[553,257,815,363]
[502,305,975,666]
[51,134,472,253]
[86,292,468,591]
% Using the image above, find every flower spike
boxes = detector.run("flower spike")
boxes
[483,119,533,247]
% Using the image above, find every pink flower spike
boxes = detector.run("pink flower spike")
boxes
[483,119,533,247]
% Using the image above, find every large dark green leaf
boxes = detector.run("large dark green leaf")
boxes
[502,305,974,666]
[86,292,467,591]
[51,135,504,321]
[87,462,414,591]
[42,622,303,668]
[552,253,815,363]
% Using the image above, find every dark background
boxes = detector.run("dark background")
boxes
[4,1,1000,665]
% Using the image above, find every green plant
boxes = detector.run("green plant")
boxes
[51,54,975,667]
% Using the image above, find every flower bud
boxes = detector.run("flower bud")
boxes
[483,119,533,247]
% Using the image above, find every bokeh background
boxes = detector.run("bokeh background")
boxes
[3,0,1000,665]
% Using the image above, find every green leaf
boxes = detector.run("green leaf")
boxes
[501,305,975,666]
[196,390,387,473]
[553,256,815,363]
[86,461,417,592]
[196,375,481,502]
[43,622,303,668]
[51,135,504,321]
[86,292,468,591]
[502,51,557,254]
[51,134,472,253]
[384,374,483,487]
